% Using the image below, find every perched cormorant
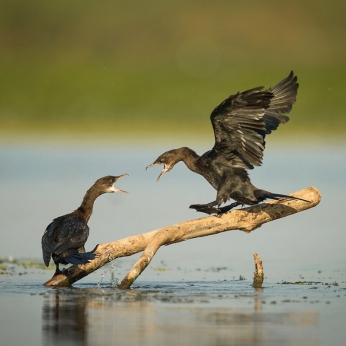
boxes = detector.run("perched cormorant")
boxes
[42,175,128,275]
[147,71,308,215]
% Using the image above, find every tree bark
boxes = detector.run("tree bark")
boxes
[44,186,321,288]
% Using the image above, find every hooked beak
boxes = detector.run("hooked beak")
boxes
[111,173,129,194]
[146,162,168,182]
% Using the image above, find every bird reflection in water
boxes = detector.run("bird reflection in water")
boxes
[42,290,88,345]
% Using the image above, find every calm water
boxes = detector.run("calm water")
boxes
[1,141,346,345]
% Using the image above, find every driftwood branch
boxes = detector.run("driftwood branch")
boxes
[44,186,321,288]
[252,253,264,288]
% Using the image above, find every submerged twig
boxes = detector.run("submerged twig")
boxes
[43,186,321,288]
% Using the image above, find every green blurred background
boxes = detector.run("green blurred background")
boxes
[1,0,345,143]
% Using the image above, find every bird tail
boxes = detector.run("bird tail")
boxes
[65,252,96,265]
[259,191,309,203]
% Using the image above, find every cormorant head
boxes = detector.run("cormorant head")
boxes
[146,148,184,181]
[94,174,129,194]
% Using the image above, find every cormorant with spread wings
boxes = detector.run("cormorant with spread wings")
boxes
[147,71,308,215]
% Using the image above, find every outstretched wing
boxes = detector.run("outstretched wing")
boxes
[41,214,89,266]
[210,71,298,169]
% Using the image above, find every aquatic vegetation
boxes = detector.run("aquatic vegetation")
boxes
[0,264,8,275]
[210,266,228,272]
[0,257,55,271]
[280,280,340,287]
[17,261,54,270]
[153,267,171,272]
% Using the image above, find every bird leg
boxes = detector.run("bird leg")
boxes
[189,201,220,215]
[53,263,62,277]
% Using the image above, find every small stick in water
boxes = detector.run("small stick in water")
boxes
[252,253,264,288]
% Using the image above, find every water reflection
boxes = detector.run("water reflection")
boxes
[42,286,319,345]
[42,290,88,345]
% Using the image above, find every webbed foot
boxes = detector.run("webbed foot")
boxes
[189,204,221,215]
[217,201,242,214]
[53,269,62,277]
[53,268,68,277]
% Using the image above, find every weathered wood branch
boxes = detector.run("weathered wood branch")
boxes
[252,253,264,288]
[44,186,321,288]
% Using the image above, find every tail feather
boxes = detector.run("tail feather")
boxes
[261,192,309,203]
[65,252,95,265]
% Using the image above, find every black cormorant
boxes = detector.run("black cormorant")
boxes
[147,71,308,215]
[42,174,128,275]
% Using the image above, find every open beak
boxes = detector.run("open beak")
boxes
[146,162,158,170]
[146,162,168,182]
[111,173,129,194]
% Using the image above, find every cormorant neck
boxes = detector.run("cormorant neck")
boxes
[177,147,201,173]
[75,187,105,222]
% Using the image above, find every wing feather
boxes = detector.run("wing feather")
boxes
[41,214,89,266]
[210,71,298,169]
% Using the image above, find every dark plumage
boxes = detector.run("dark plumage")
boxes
[147,71,308,215]
[42,174,128,275]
